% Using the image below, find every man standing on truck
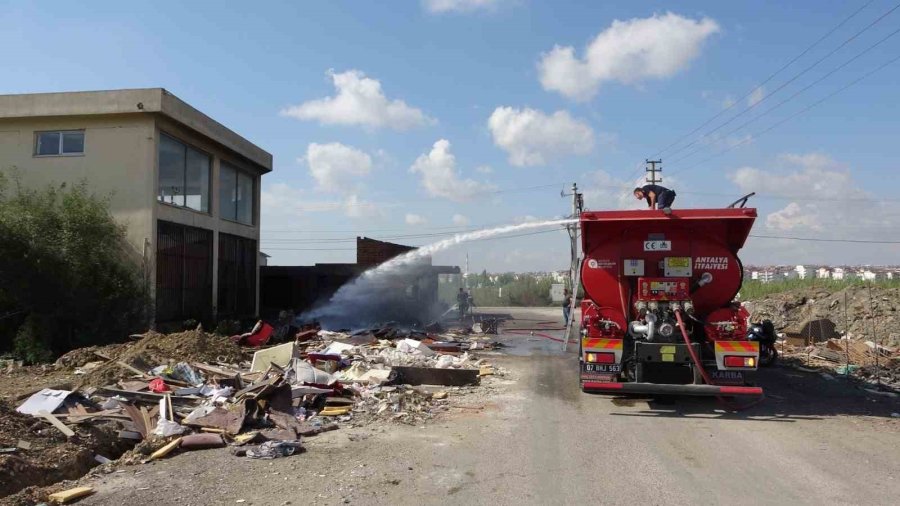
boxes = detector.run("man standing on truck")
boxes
[634,184,676,214]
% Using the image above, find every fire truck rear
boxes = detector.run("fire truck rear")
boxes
[579,207,765,397]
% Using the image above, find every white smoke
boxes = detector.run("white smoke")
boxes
[302,218,577,328]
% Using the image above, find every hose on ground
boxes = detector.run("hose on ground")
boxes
[674,309,765,411]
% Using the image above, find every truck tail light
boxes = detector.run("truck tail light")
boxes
[724,356,756,368]
[586,352,615,364]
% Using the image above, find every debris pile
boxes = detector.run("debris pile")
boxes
[745,284,900,347]
[1,322,500,501]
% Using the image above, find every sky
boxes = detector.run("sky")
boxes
[2,0,900,271]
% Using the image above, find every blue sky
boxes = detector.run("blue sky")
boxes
[3,0,899,271]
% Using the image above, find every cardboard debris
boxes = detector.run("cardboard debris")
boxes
[16,389,73,416]
[250,342,300,372]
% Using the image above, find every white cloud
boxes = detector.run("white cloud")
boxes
[488,106,594,166]
[722,95,737,109]
[538,12,720,101]
[475,165,493,174]
[304,142,372,193]
[728,153,900,263]
[748,86,765,107]
[343,194,382,219]
[409,139,495,201]
[730,153,861,200]
[261,182,383,220]
[582,169,683,211]
[280,70,434,130]
[423,0,503,14]
[406,213,427,225]
[765,202,823,231]
[452,214,470,226]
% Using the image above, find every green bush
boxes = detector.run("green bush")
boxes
[0,169,149,362]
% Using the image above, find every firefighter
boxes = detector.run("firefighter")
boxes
[634,184,676,214]
[457,287,469,320]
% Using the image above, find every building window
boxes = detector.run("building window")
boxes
[156,221,213,323]
[35,130,84,156]
[157,133,210,213]
[219,162,254,225]
[218,233,257,318]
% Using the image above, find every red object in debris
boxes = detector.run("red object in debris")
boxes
[243,322,274,347]
[148,377,169,393]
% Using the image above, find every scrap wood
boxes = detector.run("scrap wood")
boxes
[810,348,842,363]
[48,486,94,504]
[37,410,76,437]
[184,403,247,435]
[148,437,183,461]
[122,404,147,438]
[96,387,195,405]
[191,362,241,377]
[115,361,151,378]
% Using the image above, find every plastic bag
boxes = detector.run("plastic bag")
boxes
[153,419,186,437]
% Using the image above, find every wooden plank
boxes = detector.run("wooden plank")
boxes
[192,362,241,377]
[140,407,152,436]
[148,437,182,461]
[116,361,151,378]
[122,404,147,438]
[37,410,75,437]
[48,486,94,504]
[390,366,479,386]
[95,387,195,405]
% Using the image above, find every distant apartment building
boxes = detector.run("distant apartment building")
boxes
[0,89,272,324]
[832,267,845,280]
[794,265,807,280]
[816,267,830,279]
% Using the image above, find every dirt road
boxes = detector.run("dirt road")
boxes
[71,308,900,506]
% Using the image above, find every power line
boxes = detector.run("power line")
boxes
[649,0,878,160]
[662,1,900,162]
[260,181,569,217]
[667,24,900,167]
[261,227,567,251]
[750,234,900,244]
[668,51,900,177]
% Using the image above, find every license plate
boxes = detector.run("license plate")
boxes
[710,370,744,384]
[584,363,621,373]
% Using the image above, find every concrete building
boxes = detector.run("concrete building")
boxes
[794,265,807,280]
[832,267,845,280]
[816,267,830,279]
[0,89,272,324]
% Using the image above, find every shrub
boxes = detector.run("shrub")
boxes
[0,169,149,362]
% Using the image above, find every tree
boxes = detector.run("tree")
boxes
[0,170,149,362]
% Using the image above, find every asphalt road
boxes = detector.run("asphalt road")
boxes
[72,307,900,506]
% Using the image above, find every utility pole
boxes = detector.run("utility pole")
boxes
[561,182,583,351]
[645,159,663,184]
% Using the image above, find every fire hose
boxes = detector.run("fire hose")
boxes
[674,309,764,410]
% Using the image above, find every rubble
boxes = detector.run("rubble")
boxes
[0,321,501,500]
[746,284,900,391]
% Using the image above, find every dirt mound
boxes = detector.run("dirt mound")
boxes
[74,330,246,388]
[0,400,128,499]
[745,285,900,348]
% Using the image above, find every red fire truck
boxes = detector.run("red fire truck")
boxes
[578,206,768,397]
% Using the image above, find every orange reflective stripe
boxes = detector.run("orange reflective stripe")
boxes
[715,341,759,353]
[583,338,623,350]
